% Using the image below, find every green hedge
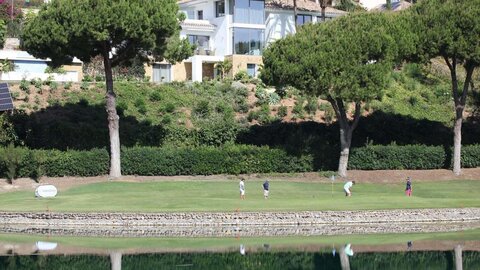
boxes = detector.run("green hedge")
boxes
[0,148,109,178]
[460,144,480,168]
[1,144,479,178]
[121,145,312,175]
[349,144,446,170]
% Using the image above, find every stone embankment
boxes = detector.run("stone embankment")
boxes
[0,208,479,237]
[1,208,479,226]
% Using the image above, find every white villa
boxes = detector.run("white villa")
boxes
[148,0,346,82]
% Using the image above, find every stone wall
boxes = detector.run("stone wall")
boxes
[0,208,479,237]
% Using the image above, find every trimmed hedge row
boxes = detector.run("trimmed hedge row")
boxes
[121,145,312,175]
[1,144,479,178]
[349,145,446,170]
[0,147,109,178]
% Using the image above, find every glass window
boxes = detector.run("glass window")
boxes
[296,14,312,25]
[216,1,225,17]
[316,16,332,22]
[233,0,264,24]
[197,10,203,20]
[186,10,195,19]
[247,64,256,77]
[188,35,210,50]
[233,28,264,55]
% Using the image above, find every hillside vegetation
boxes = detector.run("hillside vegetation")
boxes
[1,63,479,152]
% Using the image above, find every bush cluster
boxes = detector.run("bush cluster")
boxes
[1,144,479,178]
[349,144,446,170]
[121,145,312,175]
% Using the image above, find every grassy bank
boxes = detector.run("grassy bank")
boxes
[1,229,479,251]
[0,180,479,212]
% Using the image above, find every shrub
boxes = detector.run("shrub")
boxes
[1,144,478,178]
[277,105,288,118]
[20,79,29,92]
[292,97,305,116]
[460,144,480,168]
[247,110,260,122]
[193,100,210,117]
[50,81,59,92]
[305,97,318,115]
[80,81,90,90]
[162,103,176,113]
[121,145,312,176]
[149,90,162,102]
[0,144,23,183]
[349,144,445,170]
[267,92,281,105]
[82,75,93,82]
[234,70,250,82]
[135,99,147,115]
[63,81,72,89]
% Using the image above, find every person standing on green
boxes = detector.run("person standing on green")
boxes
[263,180,270,199]
[239,178,246,200]
[344,181,355,197]
[405,177,412,196]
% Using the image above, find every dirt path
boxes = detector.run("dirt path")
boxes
[1,168,480,193]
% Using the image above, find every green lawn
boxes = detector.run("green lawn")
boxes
[0,180,479,212]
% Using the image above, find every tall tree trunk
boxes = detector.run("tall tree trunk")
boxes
[328,97,362,178]
[338,126,352,178]
[293,0,298,31]
[445,57,474,176]
[386,0,392,10]
[103,47,122,179]
[453,104,463,175]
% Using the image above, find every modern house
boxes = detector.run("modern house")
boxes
[0,48,83,82]
[148,0,346,83]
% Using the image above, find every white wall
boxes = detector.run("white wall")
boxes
[211,16,230,56]
[265,12,296,45]
[359,0,400,10]
[181,0,216,20]
[1,71,78,82]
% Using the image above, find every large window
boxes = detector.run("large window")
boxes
[233,28,264,55]
[316,16,332,22]
[186,10,195,19]
[247,64,257,77]
[188,35,210,51]
[197,10,203,20]
[296,14,312,25]
[233,0,264,24]
[215,1,225,17]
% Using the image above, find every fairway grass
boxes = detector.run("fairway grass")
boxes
[0,180,478,212]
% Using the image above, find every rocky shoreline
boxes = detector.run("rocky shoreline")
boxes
[1,208,479,237]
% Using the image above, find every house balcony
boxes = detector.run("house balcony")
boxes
[194,46,215,56]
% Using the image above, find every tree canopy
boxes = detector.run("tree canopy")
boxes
[410,0,480,175]
[21,0,193,178]
[261,12,406,176]
[21,0,191,67]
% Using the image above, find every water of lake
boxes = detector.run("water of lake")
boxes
[0,234,479,270]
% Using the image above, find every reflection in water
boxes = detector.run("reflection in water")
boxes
[0,250,478,270]
[240,244,246,256]
[407,241,413,251]
[0,251,480,270]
